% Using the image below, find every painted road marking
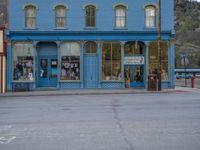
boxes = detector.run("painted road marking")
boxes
[0,136,16,144]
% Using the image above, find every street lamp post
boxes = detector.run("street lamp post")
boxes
[158,0,162,91]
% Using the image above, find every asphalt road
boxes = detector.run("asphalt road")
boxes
[0,91,200,150]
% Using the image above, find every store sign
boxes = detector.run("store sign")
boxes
[0,30,3,53]
[124,56,145,65]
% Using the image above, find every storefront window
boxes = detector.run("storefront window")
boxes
[60,42,80,80]
[149,41,169,81]
[13,42,34,81]
[102,42,121,81]
[125,41,145,55]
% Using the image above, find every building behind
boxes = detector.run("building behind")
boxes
[7,0,175,91]
[0,0,8,93]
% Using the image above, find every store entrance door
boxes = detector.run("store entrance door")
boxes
[37,43,58,88]
[38,56,58,87]
[84,54,98,88]
[124,65,144,88]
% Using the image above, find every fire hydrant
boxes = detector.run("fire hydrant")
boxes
[191,76,196,88]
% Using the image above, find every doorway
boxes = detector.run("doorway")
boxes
[124,65,144,88]
[84,42,98,88]
[37,42,58,88]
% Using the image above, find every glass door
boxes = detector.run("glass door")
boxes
[131,65,144,87]
[38,56,58,87]
[124,65,144,88]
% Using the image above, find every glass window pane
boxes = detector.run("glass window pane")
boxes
[102,43,111,80]
[85,6,96,27]
[56,6,66,28]
[112,43,121,60]
[102,42,121,81]
[145,6,155,27]
[13,42,34,81]
[115,6,126,28]
[60,42,80,80]
[85,42,97,54]
[148,41,169,80]
[125,42,145,55]
[25,6,36,28]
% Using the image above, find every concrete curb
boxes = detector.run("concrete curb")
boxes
[0,88,189,97]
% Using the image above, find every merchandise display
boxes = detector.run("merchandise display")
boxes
[60,56,80,80]
[13,56,34,81]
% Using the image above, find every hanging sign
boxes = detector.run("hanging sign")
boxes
[124,56,145,65]
[0,30,3,53]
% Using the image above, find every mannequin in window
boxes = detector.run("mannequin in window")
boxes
[125,68,130,88]
[16,60,23,78]
[61,67,66,80]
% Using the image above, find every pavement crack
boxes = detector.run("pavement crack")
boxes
[112,99,135,150]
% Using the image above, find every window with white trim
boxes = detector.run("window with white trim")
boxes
[145,6,156,28]
[25,5,37,29]
[115,5,126,28]
[85,5,96,27]
[55,5,66,28]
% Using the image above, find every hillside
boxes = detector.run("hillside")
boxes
[175,0,200,68]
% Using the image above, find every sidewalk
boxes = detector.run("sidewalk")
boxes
[0,86,199,97]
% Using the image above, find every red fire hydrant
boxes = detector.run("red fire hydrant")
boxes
[191,76,196,88]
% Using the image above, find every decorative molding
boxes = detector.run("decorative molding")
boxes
[55,41,61,47]
[23,3,39,10]
[53,3,69,10]
[83,3,98,10]
[113,3,128,10]
[120,41,126,47]
[143,3,157,9]
[144,41,150,47]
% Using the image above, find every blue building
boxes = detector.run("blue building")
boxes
[7,0,175,90]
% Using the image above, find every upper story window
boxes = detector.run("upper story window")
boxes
[55,5,67,28]
[85,5,96,27]
[115,5,126,28]
[145,5,156,28]
[25,5,37,29]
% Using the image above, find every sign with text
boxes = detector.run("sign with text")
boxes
[0,30,3,53]
[124,56,145,65]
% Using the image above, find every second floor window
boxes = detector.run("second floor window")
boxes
[85,5,96,27]
[145,6,156,28]
[115,5,126,28]
[25,5,37,28]
[55,5,66,28]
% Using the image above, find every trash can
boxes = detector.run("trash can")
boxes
[148,74,157,91]
[191,75,196,88]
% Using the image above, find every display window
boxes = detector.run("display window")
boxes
[60,42,80,81]
[102,42,121,81]
[13,42,34,81]
[149,41,169,81]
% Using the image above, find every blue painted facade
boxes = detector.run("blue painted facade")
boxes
[7,0,175,90]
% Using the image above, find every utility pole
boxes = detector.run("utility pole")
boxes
[157,0,162,91]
